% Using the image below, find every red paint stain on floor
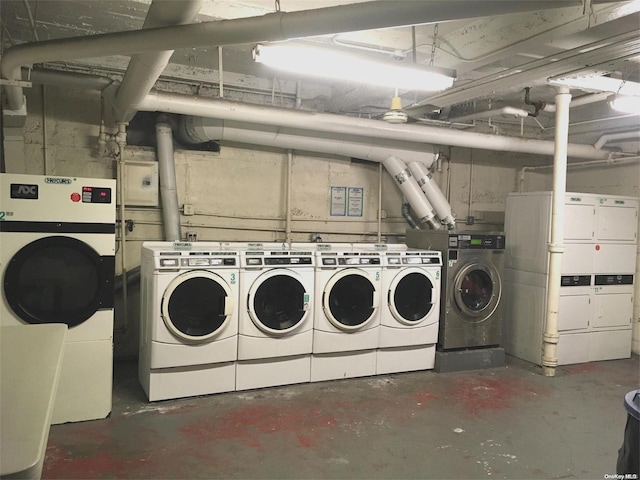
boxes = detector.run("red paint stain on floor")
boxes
[180,403,338,450]
[414,391,439,404]
[565,363,599,374]
[448,376,549,415]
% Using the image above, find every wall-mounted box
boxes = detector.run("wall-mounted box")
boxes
[124,161,159,207]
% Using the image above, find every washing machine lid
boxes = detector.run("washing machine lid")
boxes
[161,270,234,342]
[453,262,501,321]
[323,269,379,331]
[3,236,115,327]
[247,269,310,335]
[388,268,438,325]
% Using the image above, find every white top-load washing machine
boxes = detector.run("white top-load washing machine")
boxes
[139,241,239,401]
[377,247,442,374]
[0,173,115,423]
[311,247,382,381]
[236,246,315,390]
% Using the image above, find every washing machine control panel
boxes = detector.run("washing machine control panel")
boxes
[386,251,442,266]
[156,251,238,268]
[448,233,505,250]
[243,251,314,268]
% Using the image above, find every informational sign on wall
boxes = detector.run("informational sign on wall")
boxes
[330,186,364,217]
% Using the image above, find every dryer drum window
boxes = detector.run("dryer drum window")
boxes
[252,275,306,332]
[328,274,375,327]
[166,277,229,337]
[4,236,115,327]
[457,269,494,317]
[393,272,433,322]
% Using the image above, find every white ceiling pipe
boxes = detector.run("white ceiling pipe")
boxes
[2,0,582,111]
[407,161,456,230]
[179,116,438,167]
[382,156,441,228]
[541,92,613,112]
[27,68,114,91]
[594,130,640,150]
[140,91,612,160]
[113,0,203,123]
[448,106,530,123]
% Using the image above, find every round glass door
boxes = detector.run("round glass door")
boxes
[161,271,234,342]
[453,262,501,322]
[389,269,436,325]
[248,270,309,335]
[324,269,379,331]
[3,236,114,327]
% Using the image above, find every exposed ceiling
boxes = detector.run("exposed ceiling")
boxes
[2,0,640,153]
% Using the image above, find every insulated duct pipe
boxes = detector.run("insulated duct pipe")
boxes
[113,0,203,123]
[408,161,456,230]
[2,1,583,112]
[141,92,612,160]
[382,156,440,229]
[542,86,572,378]
[155,122,182,242]
[594,130,640,150]
[448,106,530,123]
[178,116,438,167]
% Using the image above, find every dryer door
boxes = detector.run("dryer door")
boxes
[323,269,380,331]
[388,268,438,325]
[161,271,234,342]
[452,262,501,322]
[3,236,115,327]
[247,269,310,335]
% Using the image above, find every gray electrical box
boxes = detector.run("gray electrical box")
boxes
[124,161,159,207]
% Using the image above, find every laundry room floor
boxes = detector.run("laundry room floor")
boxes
[42,355,637,480]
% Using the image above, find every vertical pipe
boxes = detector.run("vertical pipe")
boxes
[116,123,128,333]
[542,86,571,377]
[218,46,224,98]
[155,123,182,241]
[41,85,52,175]
[377,162,382,242]
[285,150,293,244]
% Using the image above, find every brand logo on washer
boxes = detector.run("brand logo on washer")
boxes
[10,183,38,199]
[45,177,73,184]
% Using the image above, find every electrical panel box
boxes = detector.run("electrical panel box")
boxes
[124,161,159,207]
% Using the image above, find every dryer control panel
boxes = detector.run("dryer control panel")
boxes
[449,233,505,250]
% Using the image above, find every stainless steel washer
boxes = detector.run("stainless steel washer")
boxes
[407,230,505,350]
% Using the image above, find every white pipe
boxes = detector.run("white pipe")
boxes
[541,92,613,112]
[542,86,572,378]
[3,0,580,112]
[141,92,612,160]
[218,46,224,99]
[377,163,383,242]
[180,116,438,167]
[155,123,182,241]
[113,0,203,123]
[594,130,640,150]
[408,161,455,230]
[448,106,530,123]
[285,150,293,244]
[382,156,440,228]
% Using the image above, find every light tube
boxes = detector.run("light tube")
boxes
[253,44,456,92]
[609,96,640,115]
[549,75,640,97]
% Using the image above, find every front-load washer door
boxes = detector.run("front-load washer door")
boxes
[247,270,310,335]
[3,236,115,327]
[323,269,379,331]
[388,268,437,325]
[452,262,501,322]
[161,271,234,343]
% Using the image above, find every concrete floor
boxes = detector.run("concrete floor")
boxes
[42,355,637,479]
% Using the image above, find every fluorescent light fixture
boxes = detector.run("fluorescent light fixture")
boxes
[610,95,640,115]
[549,74,640,96]
[252,43,456,92]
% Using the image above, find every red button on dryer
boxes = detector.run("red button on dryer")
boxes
[595,244,601,251]
[70,192,81,202]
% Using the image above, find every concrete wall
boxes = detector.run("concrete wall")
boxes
[3,84,582,360]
